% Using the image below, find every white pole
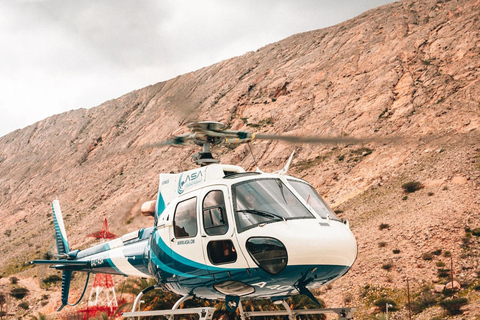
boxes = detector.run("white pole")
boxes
[386,303,393,320]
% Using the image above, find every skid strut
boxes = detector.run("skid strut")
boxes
[122,287,215,320]
[238,300,355,320]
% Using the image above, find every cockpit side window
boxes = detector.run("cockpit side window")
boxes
[173,197,197,238]
[202,190,228,236]
[288,180,339,220]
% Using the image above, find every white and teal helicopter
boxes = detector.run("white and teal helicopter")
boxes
[31,121,358,320]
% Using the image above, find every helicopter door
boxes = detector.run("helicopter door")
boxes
[200,187,251,275]
[169,193,210,280]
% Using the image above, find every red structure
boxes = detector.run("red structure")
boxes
[86,217,117,240]
[75,218,120,319]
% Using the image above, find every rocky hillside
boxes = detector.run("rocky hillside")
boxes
[1,0,479,318]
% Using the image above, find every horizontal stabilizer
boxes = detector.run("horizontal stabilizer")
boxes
[29,259,89,266]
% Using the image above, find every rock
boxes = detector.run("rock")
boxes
[434,284,446,293]
[444,281,461,291]
[452,176,468,184]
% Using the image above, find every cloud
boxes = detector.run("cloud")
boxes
[0,0,395,137]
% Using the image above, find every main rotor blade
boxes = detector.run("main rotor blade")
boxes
[253,133,367,145]
[141,134,192,149]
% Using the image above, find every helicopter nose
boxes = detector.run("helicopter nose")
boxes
[285,220,357,267]
[254,220,357,269]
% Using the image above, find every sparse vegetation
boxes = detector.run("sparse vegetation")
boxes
[293,155,326,171]
[379,108,389,119]
[246,117,274,128]
[462,232,472,247]
[378,241,387,248]
[19,301,29,310]
[472,228,480,237]
[438,268,451,278]
[379,223,390,230]
[373,298,398,312]
[42,274,62,286]
[422,252,433,260]
[411,286,437,314]
[392,249,400,254]
[10,287,29,299]
[381,263,392,271]
[421,59,431,65]
[439,297,468,315]
[401,181,424,193]
[436,261,445,267]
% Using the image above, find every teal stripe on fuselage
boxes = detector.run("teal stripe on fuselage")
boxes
[153,232,228,273]
[150,250,211,279]
[156,192,166,216]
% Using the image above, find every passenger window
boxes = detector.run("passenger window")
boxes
[173,197,197,238]
[202,190,228,236]
[207,240,237,264]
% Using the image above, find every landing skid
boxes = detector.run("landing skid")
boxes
[239,300,355,320]
[122,287,354,320]
[122,286,215,320]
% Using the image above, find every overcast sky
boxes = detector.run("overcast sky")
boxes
[0,0,396,138]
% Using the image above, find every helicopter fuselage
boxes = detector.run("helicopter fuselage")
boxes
[42,164,357,305]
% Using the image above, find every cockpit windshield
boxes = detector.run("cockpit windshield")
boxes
[232,179,314,232]
[288,180,340,221]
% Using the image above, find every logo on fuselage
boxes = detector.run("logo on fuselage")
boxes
[178,170,204,194]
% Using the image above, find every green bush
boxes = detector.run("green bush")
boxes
[472,228,480,237]
[411,288,437,314]
[10,287,29,299]
[436,261,445,267]
[439,297,468,315]
[19,301,29,310]
[42,274,62,285]
[422,252,433,261]
[402,181,424,193]
[379,223,390,230]
[381,263,392,271]
[437,268,451,278]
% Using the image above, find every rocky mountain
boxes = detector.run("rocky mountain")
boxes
[1,0,479,318]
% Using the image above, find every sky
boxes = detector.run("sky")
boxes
[0,0,396,138]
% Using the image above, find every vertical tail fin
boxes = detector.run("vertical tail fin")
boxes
[57,270,72,311]
[52,199,70,255]
[52,199,73,311]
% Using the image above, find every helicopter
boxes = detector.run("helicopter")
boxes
[30,121,358,320]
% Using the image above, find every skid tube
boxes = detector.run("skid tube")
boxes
[122,287,354,320]
[121,286,215,320]
[238,300,355,320]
